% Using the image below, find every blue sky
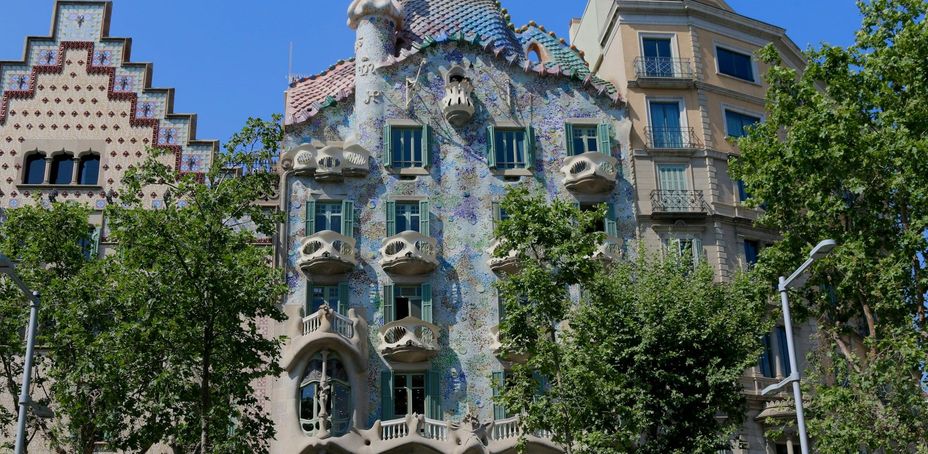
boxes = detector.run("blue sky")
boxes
[0,0,862,145]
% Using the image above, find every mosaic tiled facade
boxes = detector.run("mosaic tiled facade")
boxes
[274,0,631,452]
[0,1,216,214]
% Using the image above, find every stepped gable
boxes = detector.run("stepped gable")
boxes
[0,0,217,175]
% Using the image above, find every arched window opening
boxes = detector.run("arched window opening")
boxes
[526,42,547,65]
[299,351,351,437]
[24,152,46,184]
[50,153,74,185]
[78,153,100,185]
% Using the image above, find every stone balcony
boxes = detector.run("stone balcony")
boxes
[378,316,440,363]
[281,140,370,181]
[297,231,357,276]
[560,152,619,194]
[379,231,439,276]
[280,304,369,373]
[487,238,519,274]
[442,78,475,126]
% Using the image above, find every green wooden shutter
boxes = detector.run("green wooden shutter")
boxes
[605,203,618,237]
[692,237,703,267]
[338,282,349,316]
[419,200,430,236]
[90,225,102,258]
[492,371,507,420]
[305,283,314,316]
[425,369,440,419]
[486,125,497,168]
[491,201,502,233]
[385,201,396,237]
[383,123,393,167]
[305,200,316,235]
[381,370,395,420]
[341,200,355,239]
[497,292,506,322]
[383,284,395,323]
[564,123,575,156]
[421,283,433,323]
[525,125,536,169]
[422,124,432,168]
[597,122,612,156]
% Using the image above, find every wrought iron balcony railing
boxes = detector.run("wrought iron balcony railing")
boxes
[650,190,708,215]
[634,57,695,80]
[644,126,702,149]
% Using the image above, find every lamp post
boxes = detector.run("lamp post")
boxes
[0,254,41,454]
[761,239,837,454]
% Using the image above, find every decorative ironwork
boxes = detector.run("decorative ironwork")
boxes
[650,190,708,215]
[644,126,702,149]
[634,57,694,79]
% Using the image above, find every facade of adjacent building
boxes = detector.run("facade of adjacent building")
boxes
[0,1,215,452]
[276,0,633,452]
[570,1,814,453]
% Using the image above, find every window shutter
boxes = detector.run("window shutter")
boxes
[338,282,350,316]
[341,200,355,239]
[497,292,506,322]
[305,283,314,316]
[776,327,792,376]
[491,201,502,233]
[305,200,316,235]
[383,284,395,323]
[597,122,612,156]
[419,200,430,236]
[605,203,618,237]
[759,334,773,377]
[692,237,703,267]
[492,371,507,420]
[385,201,396,237]
[381,370,395,420]
[564,123,575,156]
[425,369,440,419]
[90,225,102,258]
[525,125,536,169]
[383,123,393,167]
[421,283,433,323]
[422,124,432,168]
[486,125,497,168]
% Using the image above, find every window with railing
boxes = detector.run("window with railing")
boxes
[307,283,349,315]
[299,351,352,437]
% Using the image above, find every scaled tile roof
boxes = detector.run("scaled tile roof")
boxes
[285,0,619,126]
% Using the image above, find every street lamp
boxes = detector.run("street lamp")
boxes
[761,239,837,454]
[0,254,42,454]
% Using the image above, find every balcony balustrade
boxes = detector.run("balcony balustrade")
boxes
[378,316,441,363]
[442,78,475,126]
[487,238,519,274]
[644,126,702,150]
[379,231,439,276]
[297,231,357,276]
[650,190,709,217]
[281,140,370,180]
[633,57,695,88]
[303,306,355,340]
[560,152,619,194]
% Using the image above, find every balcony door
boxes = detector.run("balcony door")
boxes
[642,37,673,77]
[649,101,683,148]
[657,164,688,211]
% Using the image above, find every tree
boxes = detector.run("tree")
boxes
[730,0,928,450]
[95,115,287,453]
[493,187,767,454]
[0,200,112,453]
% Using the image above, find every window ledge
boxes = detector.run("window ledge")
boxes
[716,72,761,86]
[17,184,103,190]
[491,168,533,177]
[387,167,430,176]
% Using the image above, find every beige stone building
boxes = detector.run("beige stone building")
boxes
[570,1,813,453]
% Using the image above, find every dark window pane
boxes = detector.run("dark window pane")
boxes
[717,47,754,81]
[725,110,761,138]
[737,179,751,201]
[50,155,73,185]
[77,155,99,185]
[759,334,775,378]
[744,240,760,266]
[391,127,423,168]
[25,154,45,184]
[396,202,419,233]
[300,383,317,420]
[494,129,527,169]
[411,387,425,415]
[777,326,792,376]
[395,296,410,320]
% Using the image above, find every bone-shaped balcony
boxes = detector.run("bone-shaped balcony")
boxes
[379,231,438,276]
[283,141,370,180]
[560,152,619,194]
[378,316,440,363]
[297,231,357,276]
[487,239,519,275]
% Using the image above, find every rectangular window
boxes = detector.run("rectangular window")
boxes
[571,126,599,155]
[658,164,688,192]
[390,127,424,168]
[776,326,792,376]
[393,373,426,417]
[775,444,789,454]
[725,109,761,138]
[395,202,421,234]
[394,285,423,320]
[759,333,775,378]
[717,47,755,82]
[668,237,703,268]
[494,129,527,169]
[314,202,343,234]
[649,101,683,148]
[642,37,674,77]
[737,179,751,202]
[307,282,349,315]
[492,371,511,420]
[744,240,760,267]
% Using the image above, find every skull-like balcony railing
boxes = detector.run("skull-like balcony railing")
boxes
[487,238,519,274]
[298,231,358,276]
[281,140,370,180]
[560,152,619,194]
[378,316,441,363]
[379,231,439,276]
[442,77,475,126]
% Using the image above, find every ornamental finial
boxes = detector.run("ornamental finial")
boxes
[347,0,404,29]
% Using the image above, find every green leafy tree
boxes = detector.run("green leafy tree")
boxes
[730,0,928,450]
[493,187,767,453]
[95,115,287,453]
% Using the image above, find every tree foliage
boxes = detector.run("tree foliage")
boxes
[493,187,767,453]
[730,0,928,450]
